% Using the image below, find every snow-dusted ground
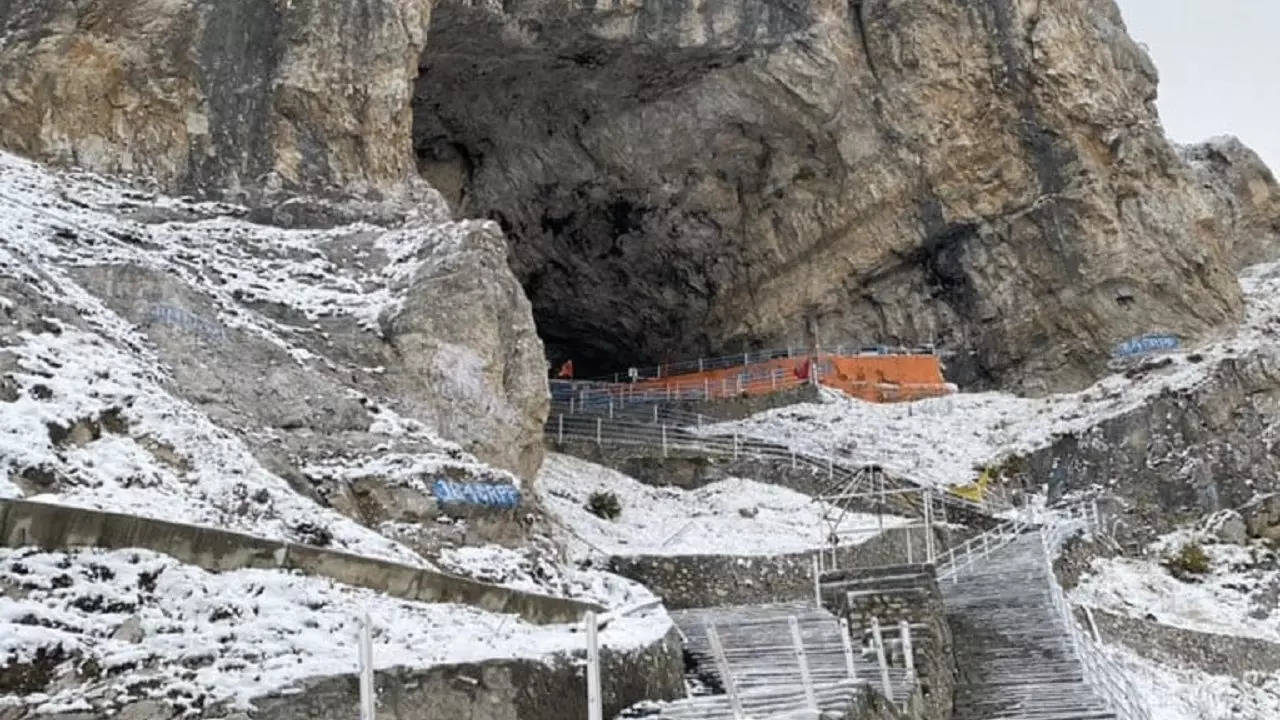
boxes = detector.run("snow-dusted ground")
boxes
[703,262,1280,490]
[1108,643,1280,720]
[0,547,670,716]
[535,453,910,558]
[1072,528,1280,642]
[0,150,528,562]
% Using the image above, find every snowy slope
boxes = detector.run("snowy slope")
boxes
[535,453,910,558]
[0,547,670,716]
[1071,529,1280,643]
[0,150,527,562]
[1107,643,1280,720]
[703,261,1280,489]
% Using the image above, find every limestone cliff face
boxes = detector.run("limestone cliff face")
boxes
[0,0,432,198]
[415,0,1278,390]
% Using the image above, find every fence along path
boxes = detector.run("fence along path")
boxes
[635,602,913,720]
[545,411,1004,529]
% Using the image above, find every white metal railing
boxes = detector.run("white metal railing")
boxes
[544,415,1004,523]
[934,514,1031,582]
[577,343,940,383]
[1040,510,1153,720]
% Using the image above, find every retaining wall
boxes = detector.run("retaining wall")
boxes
[608,525,967,610]
[820,564,955,720]
[244,627,686,720]
[0,499,598,625]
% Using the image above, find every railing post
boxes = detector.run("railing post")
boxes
[898,620,915,681]
[736,374,743,395]
[662,425,668,458]
[569,395,575,414]
[358,612,375,720]
[586,611,602,720]
[704,378,709,400]
[924,491,935,564]
[557,414,564,444]
[839,618,859,681]
[608,398,614,419]
[871,617,894,702]
[789,616,818,711]
[652,404,658,425]
[595,417,602,447]
[706,624,744,720]
[812,554,822,607]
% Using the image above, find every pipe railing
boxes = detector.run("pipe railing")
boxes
[545,414,1005,523]
[934,515,1030,582]
[576,343,940,383]
[1040,511,1153,720]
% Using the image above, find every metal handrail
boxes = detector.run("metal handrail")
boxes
[1040,512,1153,720]
[544,415,1004,522]
[576,343,940,383]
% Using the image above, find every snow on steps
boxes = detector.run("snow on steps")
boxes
[944,533,1118,720]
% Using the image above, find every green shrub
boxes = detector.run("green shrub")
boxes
[1164,542,1211,580]
[586,491,621,520]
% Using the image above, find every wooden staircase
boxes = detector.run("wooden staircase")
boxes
[943,533,1116,720]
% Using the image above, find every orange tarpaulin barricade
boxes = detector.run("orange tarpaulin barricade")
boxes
[619,352,952,404]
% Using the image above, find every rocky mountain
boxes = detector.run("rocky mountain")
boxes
[0,0,433,200]
[414,0,1279,389]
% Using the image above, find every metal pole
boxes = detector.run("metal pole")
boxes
[871,617,894,702]
[595,417,602,447]
[652,404,658,424]
[789,617,818,711]
[704,378,709,400]
[586,611,602,720]
[662,425,668,458]
[558,414,564,444]
[359,612,375,720]
[898,620,915,680]
[839,618,859,680]
[924,491,935,564]
[706,624,744,720]
[736,374,743,395]
[570,395,575,414]
[812,554,822,607]
[608,399,614,419]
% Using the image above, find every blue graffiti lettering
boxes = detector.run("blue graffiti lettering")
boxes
[1112,333,1180,359]
[431,479,521,509]
[148,304,227,343]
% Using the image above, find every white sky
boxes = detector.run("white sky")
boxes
[1117,0,1279,173]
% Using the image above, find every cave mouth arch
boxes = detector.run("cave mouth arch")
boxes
[409,2,777,377]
